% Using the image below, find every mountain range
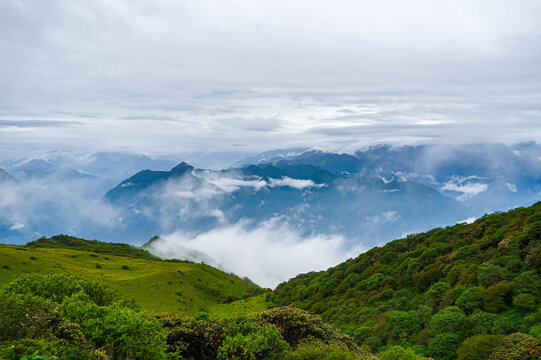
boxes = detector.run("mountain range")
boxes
[1,143,541,258]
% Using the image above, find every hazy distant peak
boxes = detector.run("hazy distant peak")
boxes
[0,168,18,183]
[170,161,194,174]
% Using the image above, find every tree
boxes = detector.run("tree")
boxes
[429,306,465,336]
[378,345,429,360]
[456,335,504,360]
[386,310,420,341]
[455,287,483,314]
[465,311,497,336]
[512,293,536,311]
[488,333,541,360]
[482,281,512,313]
[427,333,462,360]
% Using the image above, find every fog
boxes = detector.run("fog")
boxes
[148,219,363,288]
[0,175,120,243]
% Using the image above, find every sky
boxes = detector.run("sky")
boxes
[1,0,541,160]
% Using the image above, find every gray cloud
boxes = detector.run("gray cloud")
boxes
[1,0,540,159]
[0,120,81,128]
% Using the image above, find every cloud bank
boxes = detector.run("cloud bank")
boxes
[148,220,362,288]
[1,1,541,159]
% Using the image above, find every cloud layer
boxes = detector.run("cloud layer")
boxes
[148,220,362,288]
[1,0,541,159]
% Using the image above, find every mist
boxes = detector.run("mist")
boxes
[147,219,363,288]
[0,174,120,243]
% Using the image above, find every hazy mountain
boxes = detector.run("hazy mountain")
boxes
[250,143,541,215]
[101,161,465,247]
[0,168,18,183]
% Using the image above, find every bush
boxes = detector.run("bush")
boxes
[488,333,541,360]
[428,306,465,336]
[385,310,420,340]
[0,274,165,360]
[512,293,536,311]
[456,334,504,360]
[465,311,497,336]
[378,345,429,360]
[1,273,120,306]
[483,281,512,313]
[455,287,483,313]
[427,333,462,360]
[62,293,167,360]
[217,318,288,360]
[282,341,369,360]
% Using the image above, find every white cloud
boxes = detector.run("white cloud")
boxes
[441,181,489,201]
[368,210,399,224]
[148,220,362,288]
[506,182,518,193]
[205,177,267,193]
[9,222,25,230]
[269,177,324,190]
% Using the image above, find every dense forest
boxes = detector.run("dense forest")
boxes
[271,202,541,359]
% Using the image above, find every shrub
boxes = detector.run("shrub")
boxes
[282,341,369,360]
[456,334,504,360]
[465,311,497,336]
[512,293,536,311]
[378,345,429,360]
[217,318,288,360]
[488,333,541,360]
[1,274,164,360]
[62,293,167,359]
[455,287,483,313]
[385,310,420,340]
[428,306,465,336]
[427,333,462,360]
[482,281,512,313]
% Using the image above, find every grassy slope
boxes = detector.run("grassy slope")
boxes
[0,244,266,315]
[26,234,160,260]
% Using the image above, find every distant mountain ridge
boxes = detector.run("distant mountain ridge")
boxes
[247,143,541,214]
[101,159,464,248]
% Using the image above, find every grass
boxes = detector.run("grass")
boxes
[25,234,160,260]
[208,293,269,318]
[0,244,266,315]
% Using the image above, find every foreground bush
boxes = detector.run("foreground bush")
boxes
[0,274,167,360]
[155,306,374,360]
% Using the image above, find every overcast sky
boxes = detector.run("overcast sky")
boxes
[1,0,541,160]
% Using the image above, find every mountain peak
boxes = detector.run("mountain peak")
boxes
[170,161,194,174]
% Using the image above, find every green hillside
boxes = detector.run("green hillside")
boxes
[271,202,541,359]
[26,234,160,260]
[0,237,265,315]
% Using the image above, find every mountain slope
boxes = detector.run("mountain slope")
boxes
[0,236,264,314]
[271,202,541,359]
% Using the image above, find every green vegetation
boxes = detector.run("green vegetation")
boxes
[26,234,160,260]
[0,241,263,315]
[0,274,375,360]
[272,202,541,359]
[2,203,541,359]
